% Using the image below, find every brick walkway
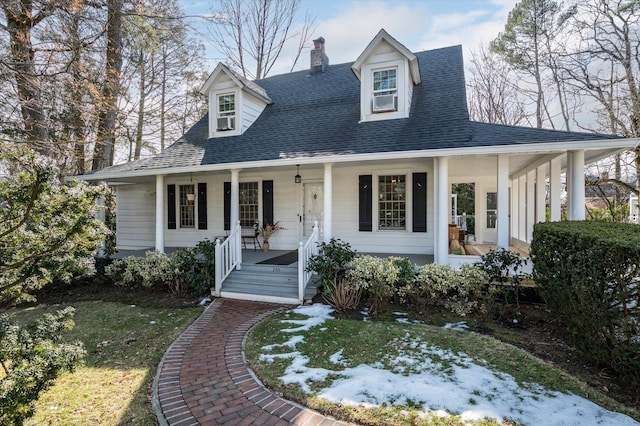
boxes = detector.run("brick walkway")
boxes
[152,299,353,425]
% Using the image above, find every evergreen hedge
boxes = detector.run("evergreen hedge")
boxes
[530,221,640,385]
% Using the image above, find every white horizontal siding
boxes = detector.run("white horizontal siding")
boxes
[241,93,267,133]
[331,160,434,255]
[116,184,155,249]
[165,175,219,247]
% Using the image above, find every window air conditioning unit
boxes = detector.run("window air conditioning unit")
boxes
[217,116,235,131]
[372,94,397,113]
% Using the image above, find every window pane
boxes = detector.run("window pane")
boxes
[179,185,195,228]
[486,192,497,210]
[239,182,258,226]
[487,211,497,229]
[378,175,406,230]
[218,94,235,116]
[373,68,397,95]
[486,192,497,229]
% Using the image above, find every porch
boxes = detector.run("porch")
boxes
[112,246,435,305]
[112,247,435,267]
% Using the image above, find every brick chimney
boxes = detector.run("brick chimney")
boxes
[310,37,329,74]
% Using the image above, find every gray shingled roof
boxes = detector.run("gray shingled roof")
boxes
[469,121,620,146]
[222,64,272,103]
[83,45,620,178]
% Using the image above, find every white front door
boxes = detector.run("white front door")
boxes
[302,183,323,237]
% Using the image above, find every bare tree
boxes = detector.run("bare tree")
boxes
[467,44,530,126]
[92,0,124,171]
[51,3,104,175]
[491,0,576,130]
[118,0,206,160]
[208,0,314,80]
[563,0,640,194]
[0,0,64,155]
[0,0,207,173]
[0,0,105,174]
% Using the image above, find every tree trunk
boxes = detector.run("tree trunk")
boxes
[160,45,167,152]
[92,0,123,171]
[134,49,145,161]
[69,12,86,175]
[3,0,51,155]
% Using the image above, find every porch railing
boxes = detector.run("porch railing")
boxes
[214,221,242,297]
[298,221,319,303]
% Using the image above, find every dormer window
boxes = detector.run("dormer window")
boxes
[351,29,421,122]
[217,94,236,131]
[200,63,271,138]
[372,67,398,113]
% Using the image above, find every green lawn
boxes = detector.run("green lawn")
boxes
[5,300,202,425]
[246,307,640,426]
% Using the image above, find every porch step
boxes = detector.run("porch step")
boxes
[221,264,318,302]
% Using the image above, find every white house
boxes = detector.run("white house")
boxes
[79,30,638,302]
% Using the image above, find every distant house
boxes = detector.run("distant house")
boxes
[80,29,637,268]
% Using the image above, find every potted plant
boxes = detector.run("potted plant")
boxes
[261,221,286,251]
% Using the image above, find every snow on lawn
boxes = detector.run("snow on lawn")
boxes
[260,304,639,426]
[444,321,470,332]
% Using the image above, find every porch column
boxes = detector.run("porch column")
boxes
[434,157,449,265]
[511,176,519,238]
[155,174,165,252]
[323,163,333,242]
[526,170,536,242]
[536,164,548,223]
[566,154,572,217]
[230,169,241,268]
[497,155,509,250]
[518,176,526,241]
[568,150,586,220]
[549,157,562,221]
[230,169,240,227]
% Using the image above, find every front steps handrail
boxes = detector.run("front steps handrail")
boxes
[298,221,319,303]
[214,221,242,297]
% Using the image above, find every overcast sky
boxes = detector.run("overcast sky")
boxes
[179,0,519,76]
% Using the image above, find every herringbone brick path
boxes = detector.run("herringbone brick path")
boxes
[152,299,353,425]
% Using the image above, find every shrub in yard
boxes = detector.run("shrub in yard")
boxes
[531,221,640,385]
[106,251,175,290]
[402,264,490,316]
[477,248,529,286]
[170,239,216,297]
[106,241,216,297]
[323,277,362,311]
[389,256,416,294]
[400,264,455,311]
[477,248,530,307]
[306,238,356,291]
[0,142,98,425]
[346,255,399,315]
[167,250,194,297]
[0,143,107,307]
[457,264,493,315]
[187,239,216,296]
[0,307,85,425]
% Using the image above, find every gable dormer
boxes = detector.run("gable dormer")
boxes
[200,63,272,138]
[351,29,421,122]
